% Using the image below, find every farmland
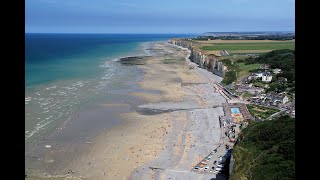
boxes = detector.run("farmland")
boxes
[195,40,295,56]
[200,41,295,53]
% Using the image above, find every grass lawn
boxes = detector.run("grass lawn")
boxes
[246,104,280,119]
[236,63,261,79]
[200,41,295,51]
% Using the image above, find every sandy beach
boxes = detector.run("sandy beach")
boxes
[129,43,227,180]
[26,42,227,180]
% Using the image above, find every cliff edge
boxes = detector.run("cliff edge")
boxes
[168,38,225,77]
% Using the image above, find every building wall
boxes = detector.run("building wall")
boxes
[262,76,272,82]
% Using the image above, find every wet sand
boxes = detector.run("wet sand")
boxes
[26,42,227,180]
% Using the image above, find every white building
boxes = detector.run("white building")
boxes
[262,72,272,82]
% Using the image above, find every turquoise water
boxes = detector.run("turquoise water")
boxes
[231,107,240,114]
[26,33,190,87]
[25,33,195,141]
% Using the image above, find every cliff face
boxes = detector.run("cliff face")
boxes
[169,39,225,77]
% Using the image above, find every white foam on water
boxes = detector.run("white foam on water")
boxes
[45,86,57,90]
[38,119,46,124]
[26,53,130,141]
[40,101,51,106]
[45,115,53,120]
[62,86,76,90]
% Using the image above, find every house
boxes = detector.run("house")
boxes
[250,72,264,78]
[273,68,282,74]
[262,72,272,82]
[248,72,262,80]
[274,95,289,104]
[266,94,289,104]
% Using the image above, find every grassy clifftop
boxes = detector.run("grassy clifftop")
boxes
[231,116,295,180]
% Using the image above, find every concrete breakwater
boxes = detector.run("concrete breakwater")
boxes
[168,39,225,77]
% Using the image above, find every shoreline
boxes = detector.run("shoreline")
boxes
[60,42,194,179]
[129,42,227,179]
[26,41,227,180]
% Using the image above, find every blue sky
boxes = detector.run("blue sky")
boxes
[26,0,295,33]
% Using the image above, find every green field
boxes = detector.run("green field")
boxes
[236,62,261,78]
[247,104,280,119]
[200,41,295,51]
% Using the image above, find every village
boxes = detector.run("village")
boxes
[190,55,295,177]
[223,63,295,119]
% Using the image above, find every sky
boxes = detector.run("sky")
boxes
[25,0,295,33]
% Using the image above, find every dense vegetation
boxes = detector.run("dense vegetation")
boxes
[231,116,295,180]
[245,49,295,93]
[247,104,280,119]
[221,59,238,85]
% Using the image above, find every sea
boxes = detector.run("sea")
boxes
[25,33,195,146]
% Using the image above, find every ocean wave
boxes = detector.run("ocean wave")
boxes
[25,119,54,140]
[26,50,139,141]
[45,86,57,90]
[62,86,77,90]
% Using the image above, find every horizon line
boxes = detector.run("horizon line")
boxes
[25,31,294,35]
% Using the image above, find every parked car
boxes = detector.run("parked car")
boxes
[217,164,225,168]
[204,166,210,171]
[218,157,227,164]
[200,161,208,165]
[205,156,212,160]
[213,169,221,174]
[213,160,217,165]
[215,166,226,172]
